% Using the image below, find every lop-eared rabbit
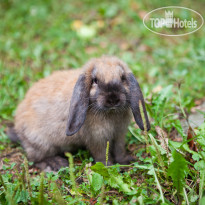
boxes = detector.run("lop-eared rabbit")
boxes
[8,56,150,171]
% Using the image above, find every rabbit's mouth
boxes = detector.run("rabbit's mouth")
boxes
[102,105,130,114]
[109,107,118,110]
[94,103,129,113]
[88,101,129,113]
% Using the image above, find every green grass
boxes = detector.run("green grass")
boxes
[0,0,205,204]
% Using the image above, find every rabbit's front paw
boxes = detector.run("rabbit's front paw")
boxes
[115,154,136,165]
[35,156,69,172]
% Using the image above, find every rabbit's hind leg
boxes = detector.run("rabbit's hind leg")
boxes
[21,137,68,171]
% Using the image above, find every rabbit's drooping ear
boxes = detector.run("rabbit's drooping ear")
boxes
[128,73,150,131]
[66,74,90,136]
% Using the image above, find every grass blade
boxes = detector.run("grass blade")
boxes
[38,172,45,205]
[199,169,205,200]
[152,165,165,203]
[183,188,189,205]
[65,152,77,194]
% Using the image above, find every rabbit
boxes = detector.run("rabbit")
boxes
[7,56,150,171]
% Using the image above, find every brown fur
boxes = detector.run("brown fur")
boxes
[11,56,150,171]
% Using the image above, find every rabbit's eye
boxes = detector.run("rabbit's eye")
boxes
[92,78,98,84]
[121,75,126,82]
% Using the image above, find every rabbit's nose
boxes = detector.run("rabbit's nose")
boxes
[105,94,120,107]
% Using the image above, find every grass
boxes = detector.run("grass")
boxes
[0,0,205,204]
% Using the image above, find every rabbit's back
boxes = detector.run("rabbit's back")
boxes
[14,69,82,150]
